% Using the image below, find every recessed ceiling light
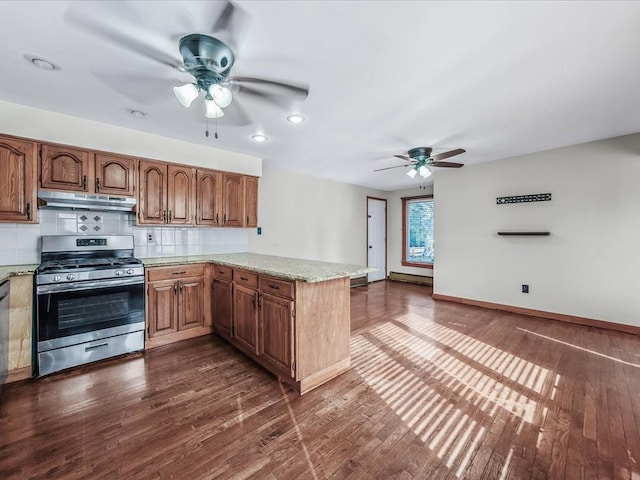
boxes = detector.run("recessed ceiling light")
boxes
[286,114,305,124]
[25,55,59,71]
[128,109,148,119]
[252,134,268,143]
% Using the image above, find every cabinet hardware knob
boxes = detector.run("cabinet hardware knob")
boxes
[83,175,87,190]
[223,213,227,224]
[26,202,31,220]
[163,211,167,223]
[240,276,248,281]
[169,210,172,222]
[269,284,280,290]
[174,284,177,295]
[246,215,249,225]
[171,271,187,275]
[96,178,100,191]
[215,213,219,225]
[179,281,183,293]
[258,294,263,308]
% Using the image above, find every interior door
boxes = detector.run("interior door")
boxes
[367,197,387,282]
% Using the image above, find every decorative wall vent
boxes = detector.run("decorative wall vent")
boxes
[496,193,551,205]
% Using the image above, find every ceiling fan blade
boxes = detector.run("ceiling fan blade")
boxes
[374,164,415,172]
[234,84,300,110]
[228,76,309,99]
[90,71,177,104]
[430,161,464,168]
[209,1,250,48]
[393,155,413,162]
[430,148,466,162]
[65,3,183,70]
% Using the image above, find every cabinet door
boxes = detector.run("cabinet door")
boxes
[138,160,167,225]
[222,173,244,227]
[147,280,178,337]
[167,165,194,225]
[196,169,221,226]
[233,284,258,356]
[0,137,37,223]
[212,279,233,340]
[40,144,92,192]
[95,153,136,197]
[178,276,204,330]
[259,293,295,377]
[244,176,258,227]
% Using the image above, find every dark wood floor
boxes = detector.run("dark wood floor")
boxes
[2,281,640,479]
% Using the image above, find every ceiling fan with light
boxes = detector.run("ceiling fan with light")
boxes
[374,147,466,178]
[65,1,309,126]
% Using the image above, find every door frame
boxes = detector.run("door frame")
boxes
[366,196,387,283]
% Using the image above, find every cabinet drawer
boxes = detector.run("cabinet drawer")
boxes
[212,264,233,280]
[146,264,204,282]
[234,269,258,288]
[259,276,294,299]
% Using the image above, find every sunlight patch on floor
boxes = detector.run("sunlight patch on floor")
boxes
[350,313,555,478]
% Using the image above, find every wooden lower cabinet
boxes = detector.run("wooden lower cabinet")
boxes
[145,264,210,348]
[211,277,232,340]
[259,292,294,377]
[233,283,259,356]
[211,264,351,395]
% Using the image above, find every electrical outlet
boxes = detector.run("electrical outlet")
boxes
[522,284,529,294]
[147,233,154,243]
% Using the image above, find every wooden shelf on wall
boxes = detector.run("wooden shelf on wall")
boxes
[497,231,550,236]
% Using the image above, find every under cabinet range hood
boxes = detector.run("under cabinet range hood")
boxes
[37,190,136,213]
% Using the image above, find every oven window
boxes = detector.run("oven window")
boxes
[58,292,130,330]
[38,282,144,342]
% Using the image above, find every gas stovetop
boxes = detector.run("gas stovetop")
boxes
[36,235,144,286]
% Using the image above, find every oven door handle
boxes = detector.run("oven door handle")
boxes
[37,277,143,294]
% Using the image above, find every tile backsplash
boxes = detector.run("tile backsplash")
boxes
[0,209,249,266]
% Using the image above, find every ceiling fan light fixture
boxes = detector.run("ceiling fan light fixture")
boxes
[406,168,418,178]
[173,83,199,107]
[208,84,233,108]
[205,98,224,118]
[418,165,432,178]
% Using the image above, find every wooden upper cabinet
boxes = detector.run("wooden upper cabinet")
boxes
[0,136,37,223]
[222,173,244,227]
[245,176,258,228]
[196,169,221,226]
[138,160,167,225]
[40,144,92,192]
[167,165,194,225]
[95,154,136,197]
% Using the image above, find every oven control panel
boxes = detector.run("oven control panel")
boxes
[76,238,108,247]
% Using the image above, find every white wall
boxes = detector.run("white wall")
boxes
[248,165,386,266]
[434,132,640,327]
[0,100,261,176]
[386,185,434,277]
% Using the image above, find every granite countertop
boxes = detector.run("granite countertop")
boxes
[0,264,38,283]
[142,253,376,283]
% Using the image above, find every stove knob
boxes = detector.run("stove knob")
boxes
[126,269,134,275]
[53,275,61,282]
[66,274,76,281]
[115,270,124,276]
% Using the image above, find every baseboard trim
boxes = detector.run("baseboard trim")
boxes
[389,272,433,286]
[432,293,640,336]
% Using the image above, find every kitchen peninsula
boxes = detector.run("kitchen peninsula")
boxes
[144,253,375,394]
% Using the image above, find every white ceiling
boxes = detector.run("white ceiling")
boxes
[1,1,639,191]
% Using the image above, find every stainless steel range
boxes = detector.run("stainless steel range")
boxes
[35,235,145,376]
